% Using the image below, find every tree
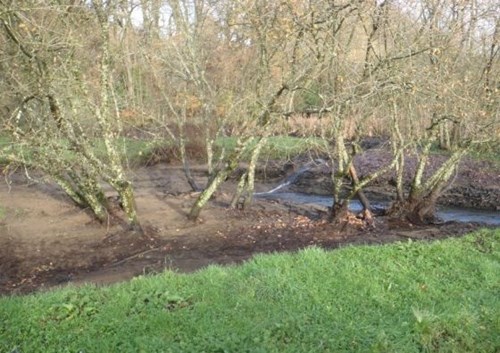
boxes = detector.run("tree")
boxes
[1,0,497,227]
[383,0,499,223]
[151,0,327,219]
[0,0,142,230]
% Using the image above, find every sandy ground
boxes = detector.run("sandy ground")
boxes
[0,155,498,295]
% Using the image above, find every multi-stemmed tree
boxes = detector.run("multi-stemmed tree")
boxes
[1,0,141,230]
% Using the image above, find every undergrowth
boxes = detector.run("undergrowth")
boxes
[0,229,499,353]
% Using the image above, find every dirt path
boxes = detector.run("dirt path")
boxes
[0,161,497,295]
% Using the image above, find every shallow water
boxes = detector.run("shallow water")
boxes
[258,192,500,226]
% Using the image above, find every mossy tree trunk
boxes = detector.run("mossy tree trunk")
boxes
[189,85,288,221]
[94,1,142,231]
[188,168,230,221]
[188,137,250,220]
[388,120,467,224]
[325,106,401,224]
[230,136,268,209]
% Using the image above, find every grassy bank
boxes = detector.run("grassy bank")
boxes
[0,136,161,166]
[216,136,324,160]
[0,135,321,167]
[1,229,499,353]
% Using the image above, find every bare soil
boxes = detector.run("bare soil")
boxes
[0,157,497,295]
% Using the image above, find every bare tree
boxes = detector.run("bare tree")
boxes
[0,0,142,230]
[384,0,499,223]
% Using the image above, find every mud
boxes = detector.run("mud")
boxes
[0,154,498,295]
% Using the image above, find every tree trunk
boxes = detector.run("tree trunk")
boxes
[439,122,451,150]
[230,170,248,209]
[230,137,267,209]
[189,136,251,220]
[388,149,465,224]
[395,151,405,202]
[104,178,142,231]
[244,137,267,207]
[54,173,108,223]
[348,164,371,212]
[53,176,85,207]
[94,2,141,230]
[388,196,439,224]
[328,201,350,224]
[188,167,233,221]
[179,127,200,192]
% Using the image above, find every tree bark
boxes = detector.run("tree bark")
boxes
[188,166,233,221]
[388,149,466,224]
[179,126,200,192]
[230,137,267,209]
[115,180,142,232]
[348,164,371,212]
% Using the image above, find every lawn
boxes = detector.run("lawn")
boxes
[1,229,498,353]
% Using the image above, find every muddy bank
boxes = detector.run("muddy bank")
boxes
[0,152,498,295]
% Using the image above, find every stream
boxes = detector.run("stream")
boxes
[256,191,500,226]
[255,161,499,225]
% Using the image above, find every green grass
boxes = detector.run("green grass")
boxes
[428,140,500,167]
[217,136,324,160]
[0,135,9,146]
[468,143,500,167]
[1,229,499,353]
[0,135,165,167]
[0,135,11,165]
[1,134,320,168]
[92,137,166,166]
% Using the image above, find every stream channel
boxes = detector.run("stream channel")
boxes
[255,163,500,226]
[257,191,500,226]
